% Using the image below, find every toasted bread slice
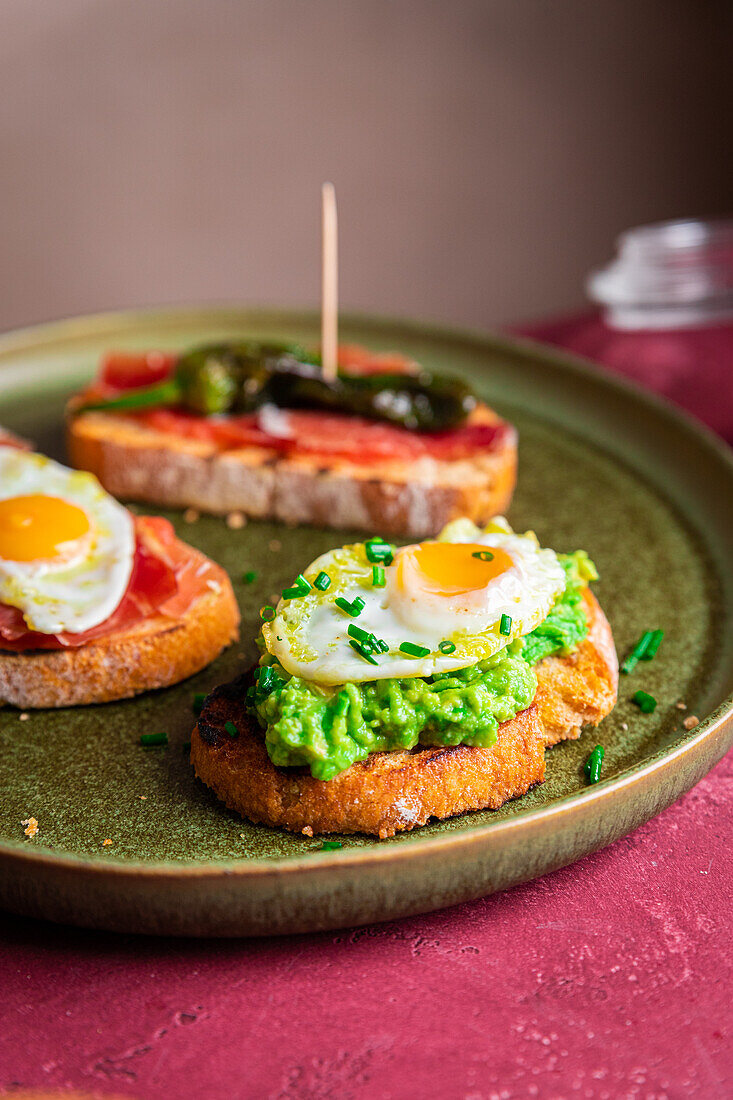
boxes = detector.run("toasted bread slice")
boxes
[0,544,240,709]
[190,590,617,838]
[67,404,517,537]
[534,590,618,746]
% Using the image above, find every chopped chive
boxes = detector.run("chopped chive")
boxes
[584,744,605,784]
[224,720,239,738]
[439,640,456,654]
[333,691,349,717]
[365,538,394,565]
[283,574,311,599]
[632,690,657,713]
[335,596,365,617]
[140,732,168,747]
[255,665,284,700]
[640,629,664,660]
[320,840,343,850]
[499,614,512,636]
[472,550,495,561]
[260,605,276,621]
[399,641,430,658]
[620,630,654,674]
[313,570,331,591]
[372,565,386,588]
[192,692,207,716]
[242,570,257,584]
[349,639,379,665]
[347,623,388,654]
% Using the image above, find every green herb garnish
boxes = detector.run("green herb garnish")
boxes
[372,565,386,588]
[283,573,311,599]
[224,720,239,738]
[399,641,430,658]
[438,640,456,654]
[641,629,664,660]
[192,692,207,716]
[365,538,394,565]
[499,614,512,636]
[313,570,331,591]
[320,840,343,850]
[584,744,605,784]
[260,605,276,622]
[242,570,257,584]
[472,550,494,562]
[621,629,664,674]
[140,732,168,747]
[632,690,657,713]
[349,639,379,665]
[335,596,365,617]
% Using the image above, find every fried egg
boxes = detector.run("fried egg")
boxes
[262,517,565,684]
[0,446,135,635]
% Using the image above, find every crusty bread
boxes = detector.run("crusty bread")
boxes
[192,687,546,839]
[0,545,240,709]
[67,404,517,537]
[190,589,617,837]
[534,590,619,746]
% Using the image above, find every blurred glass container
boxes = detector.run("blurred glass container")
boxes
[588,218,733,330]
[519,219,733,442]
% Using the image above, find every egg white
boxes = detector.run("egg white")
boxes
[0,446,135,635]
[263,518,565,684]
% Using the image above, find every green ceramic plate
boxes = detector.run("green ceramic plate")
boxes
[0,307,731,937]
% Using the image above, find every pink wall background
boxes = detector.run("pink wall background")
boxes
[0,0,730,333]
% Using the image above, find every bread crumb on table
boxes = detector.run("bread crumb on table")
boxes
[226,511,246,529]
[21,817,38,839]
[676,700,688,710]
[683,715,700,730]
[102,838,113,847]
[302,826,314,837]
[18,712,29,721]
[183,508,200,523]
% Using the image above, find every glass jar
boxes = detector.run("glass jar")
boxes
[518,219,733,442]
[587,218,733,330]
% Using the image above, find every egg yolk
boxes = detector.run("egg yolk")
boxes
[401,541,515,594]
[0,494,90,562]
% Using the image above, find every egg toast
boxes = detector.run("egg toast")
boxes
[66,344,517,537]
[190,521,618,837]
[0,446,239,708]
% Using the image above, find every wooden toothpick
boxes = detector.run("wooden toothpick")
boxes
[321,182,338,382]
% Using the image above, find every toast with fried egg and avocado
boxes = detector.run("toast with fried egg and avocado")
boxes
[66,343,517,537]
[0,446,239,709]
[191,518,618,837]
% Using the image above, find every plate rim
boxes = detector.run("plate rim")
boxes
[1,304,732,882]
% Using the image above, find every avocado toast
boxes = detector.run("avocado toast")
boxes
[191,518,617,837]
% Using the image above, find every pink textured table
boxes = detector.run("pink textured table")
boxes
[1,314,731,1100]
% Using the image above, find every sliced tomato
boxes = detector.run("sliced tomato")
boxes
[133,407,507,463]
[140,409,278,450]
[100,351,176,392]
[0,516,217,652]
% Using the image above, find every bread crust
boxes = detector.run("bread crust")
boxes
[67,405,517,537]
[192,688,546,839]
[190,590,617,838]
[0,546,240,709]
[534,590,619,746]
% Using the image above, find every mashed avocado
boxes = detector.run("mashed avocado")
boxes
[251,550,596,780]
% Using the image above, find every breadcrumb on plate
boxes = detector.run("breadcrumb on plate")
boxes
[21,817,38,839]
